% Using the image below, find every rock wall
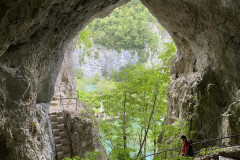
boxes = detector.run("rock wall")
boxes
[53,37,78,99]
[74,45,139,79]
[0,0,129,159]
[141,0,240,142]
[64,110,107,159]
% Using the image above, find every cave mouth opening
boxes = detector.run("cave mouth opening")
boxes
[47,1,177,158]
[50,0,176,158]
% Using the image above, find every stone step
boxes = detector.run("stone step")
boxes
[61,138,68,145]
[52,97,59,100]
[59,132,66,138]
[49,112,56,115]
[51,102,58,106]
[54,136,61,144]
[51,122,58,129]
[52,129,59,136]
[57,151,64,160]
[50,115,57,122]
[57,117,64,124]
[56,112,64,117]
[58,124,65,131]
[56,144,63,151]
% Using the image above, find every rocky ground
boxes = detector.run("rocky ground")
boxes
[194,146,240,160]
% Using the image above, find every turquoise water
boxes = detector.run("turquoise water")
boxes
[80,84,97,92]
[100,119,156,160]
[103,142,154,160]
[80,85,158,159]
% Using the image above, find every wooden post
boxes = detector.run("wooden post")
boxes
[205,141,208,156]
[76,97,77,111]
[60,94,62,110]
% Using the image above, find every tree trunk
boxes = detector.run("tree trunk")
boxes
[144,129,147,158]
[136,58,166,157]
[123,92,127,149]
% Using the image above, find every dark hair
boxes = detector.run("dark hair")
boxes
[180,135,187,139]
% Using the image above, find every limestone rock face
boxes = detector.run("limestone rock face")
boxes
[0,0,129,159]
[141,0,240,141]
[53,37,78,99]
[73,24,170,79]
[74,45,139,79]
[64,111,107,159]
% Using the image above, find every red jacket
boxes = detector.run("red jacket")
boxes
[182,140,191,155]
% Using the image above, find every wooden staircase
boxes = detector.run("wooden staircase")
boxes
[49,111,70,160]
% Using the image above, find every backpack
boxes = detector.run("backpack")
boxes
[188,140,194,157]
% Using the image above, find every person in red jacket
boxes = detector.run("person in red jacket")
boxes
[181,135,191,157]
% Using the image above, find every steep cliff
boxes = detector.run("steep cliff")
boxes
[74,45,139,79]
[53,37,78,99]
[73,26,170,79]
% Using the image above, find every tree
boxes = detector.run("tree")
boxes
[75,68,83,79]
[99,39,176,159]
[76,0,163,64]
[92,73,100,84]
[102,68,108,80]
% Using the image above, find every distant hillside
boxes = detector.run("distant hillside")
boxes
[74,0,170,79]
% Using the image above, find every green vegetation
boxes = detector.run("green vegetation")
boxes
[99,64,169,159]
[63,151,102,160]
[75,68,83,79]
[197,146,231,157]
[97,41,175,159]
[76,26,93,49]
[74,40,179,159]
[155,120,191,159]
[169,157,193,160]
[90,0,159,52]
[74,0,183,158]
[77,0,165,64]
[75,76,116,108]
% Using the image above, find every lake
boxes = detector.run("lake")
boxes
[100,119,156,160]
[80,84,97,92]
